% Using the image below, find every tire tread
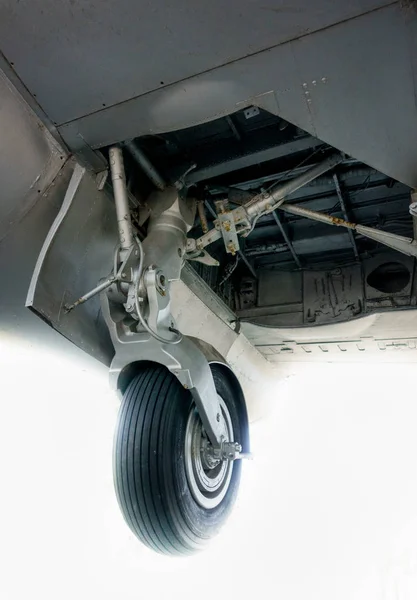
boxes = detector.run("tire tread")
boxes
[114,364,242,555]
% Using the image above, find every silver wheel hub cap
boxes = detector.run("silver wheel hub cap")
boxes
[185,396,234,509]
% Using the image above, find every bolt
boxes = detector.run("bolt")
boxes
[134,250,138,256]
[321,77,327,83]
[302,82,308,88]
[121,273,126,279]
[227,242,236,255]
[312,80,317,85]
[216,413,220,422]
[223,220,231,232]
[307,99,312,104]
[159,275,166,286]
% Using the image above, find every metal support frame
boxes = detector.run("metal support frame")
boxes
[333,173,359,260]
[189,198,256,275]
[272,210,302,268]
[185,136,324,184]
[238,251,257,279]
[225,115,241,142]
[197,200,209,233]
[125,140,167,190]
[187,151,417,263]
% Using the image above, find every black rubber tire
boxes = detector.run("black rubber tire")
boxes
[113,363,243,556]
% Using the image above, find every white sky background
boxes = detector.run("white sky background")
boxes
[1,333,417,600]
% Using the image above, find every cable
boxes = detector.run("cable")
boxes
[242,212,262,237]
[133,236,183,345]
[113,245,120,277]
[349,172,373,199]
[218,254,240,287]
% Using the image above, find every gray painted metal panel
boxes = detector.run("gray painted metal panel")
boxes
[57,40,308,148]
[0,71,106,377]
[290,4,417,189]
[0,149,108,378]
[0,1,392,124]
[56,4,417,189]
[27,163,118,365]
[258,270,303,307]
[0,70,66,242]
[303,266,363,324]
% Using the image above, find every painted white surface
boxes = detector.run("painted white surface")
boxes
[1,334,417,600]
[172,278,284,421]
[243,311,417,364]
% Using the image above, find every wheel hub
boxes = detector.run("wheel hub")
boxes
[185,396,235,509]
[200,437,221,470]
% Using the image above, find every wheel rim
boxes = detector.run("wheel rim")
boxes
[184,396,234,509]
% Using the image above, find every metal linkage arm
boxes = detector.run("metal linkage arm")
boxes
[188,153,344,257]
[245,152,343,218]
[188,150,417,262]
[109,147,134,250]
[280,203,417,258]
[124,140,167,191]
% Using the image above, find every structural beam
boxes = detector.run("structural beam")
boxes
[186,137,324,184]
[279,203,417,259]
[272,211,302,268]
[333,173,359,260]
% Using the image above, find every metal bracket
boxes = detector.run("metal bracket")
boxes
[215,200,240,256]
[244,106,260,119]
[64,243,138,312]
[186,248,220,266]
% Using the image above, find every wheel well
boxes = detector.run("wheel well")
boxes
[116,360,250,453]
